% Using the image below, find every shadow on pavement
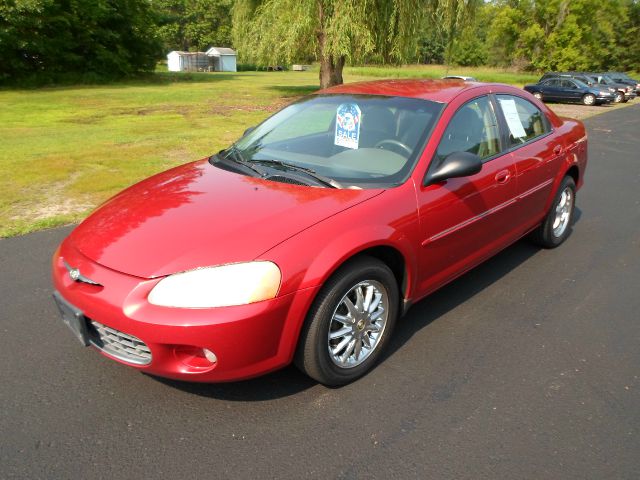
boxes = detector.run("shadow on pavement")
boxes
[386,240,542,360]
[148,365,316,401]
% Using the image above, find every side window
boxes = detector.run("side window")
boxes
[435,96,501,163]
[497,95,550,146]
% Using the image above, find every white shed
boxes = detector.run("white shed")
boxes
[206,47,237,72]
[167,51,210,72]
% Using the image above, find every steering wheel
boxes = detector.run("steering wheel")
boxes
[374,139,412,157]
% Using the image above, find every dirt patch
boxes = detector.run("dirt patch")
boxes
[27,197,93,221]
[207,98,300,116]
[63,105,192,124]
[11,173,93,222]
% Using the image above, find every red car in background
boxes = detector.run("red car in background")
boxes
[52,80,587,386]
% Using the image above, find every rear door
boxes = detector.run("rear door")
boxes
[495,94,562,232]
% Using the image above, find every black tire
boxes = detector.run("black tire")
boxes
[530,176,576,248]
[614,92,623,103]
[621,94,629,103]
[582,93,596,106]
[294,256,399,386]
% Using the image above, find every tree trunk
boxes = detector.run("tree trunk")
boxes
[319,54,345,89]
[316,1,345,89]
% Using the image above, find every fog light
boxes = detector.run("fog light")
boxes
[203,348,217,363]
[174,346,217,369]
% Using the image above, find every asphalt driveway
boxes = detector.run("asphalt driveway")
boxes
[1,104,638,479]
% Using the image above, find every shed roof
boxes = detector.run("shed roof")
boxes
[206,47,236,56]
[168,51,208,56]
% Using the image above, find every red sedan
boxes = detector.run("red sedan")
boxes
[52,80,587,386]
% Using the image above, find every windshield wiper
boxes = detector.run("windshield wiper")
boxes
[252,159,343,189]
[214,146,265,177]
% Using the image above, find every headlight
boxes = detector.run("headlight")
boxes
[148,261,281,308]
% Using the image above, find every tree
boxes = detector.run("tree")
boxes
[0,0,161,84]
[233,0,434,88]
[485,0,630,72]
[154,0,234,52]
[619,0,640,71]
[447,0,488,67]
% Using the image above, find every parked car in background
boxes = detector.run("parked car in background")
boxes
[539,72,625,103]
[539,72,594,86]
[587,73,636,102]
[524,77,614,105]
[52,80,588,386]
[604,72,640,94]
[442,75,477,81]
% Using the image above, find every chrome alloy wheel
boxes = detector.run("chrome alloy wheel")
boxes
[328,280,389,368]
[552,187,573,238]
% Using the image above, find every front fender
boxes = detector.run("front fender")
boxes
[256,183,421,363]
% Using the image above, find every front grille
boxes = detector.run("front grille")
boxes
[87,320,152,365]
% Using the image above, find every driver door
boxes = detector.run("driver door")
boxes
[414,95,520,296]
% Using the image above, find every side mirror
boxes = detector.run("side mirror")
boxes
[424,151,482,186]
[243,126,256,137]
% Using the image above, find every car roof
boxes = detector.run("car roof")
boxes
[316,79,495,103]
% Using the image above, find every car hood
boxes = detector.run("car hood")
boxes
[69,159,383,278]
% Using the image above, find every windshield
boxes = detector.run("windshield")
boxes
[229,94,443,188]
[591,75,614,85]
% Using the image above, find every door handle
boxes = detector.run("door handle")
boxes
[553,145,563,155]
[495,170,511,184]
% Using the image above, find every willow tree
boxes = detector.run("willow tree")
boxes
[233,0,432,88]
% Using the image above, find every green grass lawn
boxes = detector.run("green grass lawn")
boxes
[0,71,322,236]
[0,66,634,237]
[344,64,541,86]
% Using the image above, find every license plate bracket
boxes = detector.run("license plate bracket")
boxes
[53,292,90,346]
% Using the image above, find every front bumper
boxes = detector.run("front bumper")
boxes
[595,93,614,104]
[52,241,318,382]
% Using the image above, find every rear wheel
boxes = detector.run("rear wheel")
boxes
[531,176,576,248]
[582,93,596,106]
[295,256,399,386]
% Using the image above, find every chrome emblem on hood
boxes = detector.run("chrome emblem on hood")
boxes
[63,261,102,286]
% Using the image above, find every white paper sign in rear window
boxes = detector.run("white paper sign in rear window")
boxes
[498,98,527,139]
[335,103,361,149]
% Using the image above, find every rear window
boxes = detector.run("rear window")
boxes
[497,95,550,147]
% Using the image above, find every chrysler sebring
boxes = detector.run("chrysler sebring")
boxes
[52,80,587,386]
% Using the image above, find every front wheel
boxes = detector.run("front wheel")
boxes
[614,92,623,103]
[530,176,576,248]
[582,94,596,106]
[533,92,543,100]
[295,256,399,386]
